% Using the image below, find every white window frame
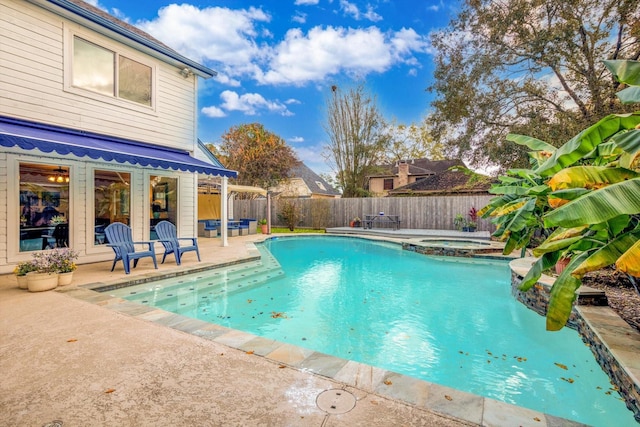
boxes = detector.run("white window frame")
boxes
[87,166,135,254]
[7,155,75,262]
[63,25,158,114]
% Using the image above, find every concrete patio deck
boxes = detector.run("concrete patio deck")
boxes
[0,232,620,426]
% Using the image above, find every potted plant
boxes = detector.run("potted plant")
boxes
[14,260,38,289]
[467,207,478,232]
[49,248,78,286]
[258,218,268,234]
[453,214,466,231]
[27,251,59,292]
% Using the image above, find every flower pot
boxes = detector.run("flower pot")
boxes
[27,272,58,292]
[57,271,74,286]
[16,275,28,289]
[260,224,268,234]
[349,221,355,227]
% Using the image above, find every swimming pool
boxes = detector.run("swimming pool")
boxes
[110,236,633,426]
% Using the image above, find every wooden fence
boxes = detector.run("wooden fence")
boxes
[233,194,496,232]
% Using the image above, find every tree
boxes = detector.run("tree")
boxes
[385,118,447,163]
[218,123,299,190]
[429,0,640,173]
[323,83,390,197]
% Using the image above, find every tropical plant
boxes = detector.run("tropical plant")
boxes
[482,60,640,331]
[258,218,267,225]
[453,214,466,231]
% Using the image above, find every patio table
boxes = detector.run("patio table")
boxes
[363,214,401,230]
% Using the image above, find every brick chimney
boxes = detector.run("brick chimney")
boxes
[397,160,409,187]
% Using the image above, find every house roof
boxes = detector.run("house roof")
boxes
[291,163,341,196]
[388,167,496,195]
[368,158,466,178]
[33,0,216,78]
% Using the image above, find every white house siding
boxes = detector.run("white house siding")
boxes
[0,0,204,273]
[0,0,197,151]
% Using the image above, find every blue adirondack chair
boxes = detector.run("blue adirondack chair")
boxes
[104,222,158,274]
[155,221,201,265]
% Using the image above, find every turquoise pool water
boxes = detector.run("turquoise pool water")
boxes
[112,236,633,426]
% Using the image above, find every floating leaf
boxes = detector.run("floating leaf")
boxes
[247,299,253,303]
[554,362,568,370]
[271,311,287,319]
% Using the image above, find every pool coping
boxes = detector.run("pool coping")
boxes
[57,235,628,426]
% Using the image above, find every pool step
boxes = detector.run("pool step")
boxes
[112,255,283,307]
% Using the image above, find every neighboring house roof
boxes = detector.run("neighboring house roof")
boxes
[34,0,216,78]
[290,163,341,197]
[368,158,465,178]
[388,167,496,195]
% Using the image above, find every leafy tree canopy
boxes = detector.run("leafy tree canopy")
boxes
[429,0,640,173]
[218,123,299,190]
[385,117,448,163]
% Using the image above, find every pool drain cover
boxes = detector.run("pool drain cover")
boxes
[316,389,356,414]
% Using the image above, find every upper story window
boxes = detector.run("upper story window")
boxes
[72,36,152,107]
[383,178,394,190]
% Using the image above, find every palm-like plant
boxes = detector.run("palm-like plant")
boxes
[482,60,640,330]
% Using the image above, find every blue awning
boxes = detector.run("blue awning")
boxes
[0,116,237,178]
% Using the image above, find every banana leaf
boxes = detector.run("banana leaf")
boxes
[519,252,559,291]
[572,231,640,277]
[609,129,640,155]
[548,166,639,191]
[616,240,640,277]
[548,188,590,201]
[604,60,640,85]
[507,134,557,152]
[544,178,640,228]
[616,87,640,104]
[490,199,527,217]
[535,113,640,177]
[532,236,582,257]
[504,198,536,232]
[546,252,590,331]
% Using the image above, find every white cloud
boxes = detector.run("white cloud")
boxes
[285,98,302,104]
[292,11,307,24]
[136,4,270,76]
[339,0,382,22]
[201,106,227,118]
[134,4,429,87]
[216,90,293,116]
[289,136,305,143]
[294,0,320,5]
[262,26,428,85]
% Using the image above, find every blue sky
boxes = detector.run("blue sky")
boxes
[87,0,460,175]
